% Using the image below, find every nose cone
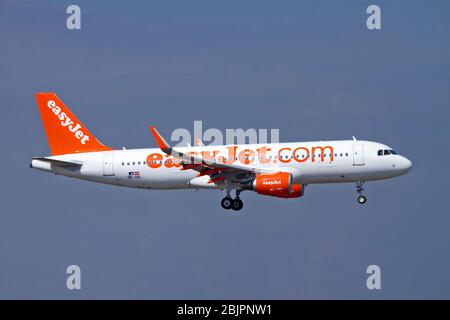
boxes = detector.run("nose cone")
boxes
[397,156,412,175]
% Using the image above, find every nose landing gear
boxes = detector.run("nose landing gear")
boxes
[356,181,366,204]
[221,190,244,211]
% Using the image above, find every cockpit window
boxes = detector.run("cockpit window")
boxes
[378,149,399,156]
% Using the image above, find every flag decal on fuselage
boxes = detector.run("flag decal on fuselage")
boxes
[128,171,141,179]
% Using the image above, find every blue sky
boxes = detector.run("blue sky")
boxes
[0,0,449,298]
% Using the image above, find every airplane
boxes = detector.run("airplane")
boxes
[30,93,412,211]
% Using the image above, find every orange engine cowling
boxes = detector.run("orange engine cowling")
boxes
[253,172,305,198]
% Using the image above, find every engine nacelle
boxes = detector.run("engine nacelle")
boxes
[253,172,305,198]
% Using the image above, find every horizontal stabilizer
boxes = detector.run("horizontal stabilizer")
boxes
[31,157,82,168]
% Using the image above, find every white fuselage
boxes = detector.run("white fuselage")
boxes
[31,140,412,190]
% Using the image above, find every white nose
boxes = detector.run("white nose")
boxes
[397,156,412,174]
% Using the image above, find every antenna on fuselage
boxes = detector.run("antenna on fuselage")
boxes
[352,136,357,141]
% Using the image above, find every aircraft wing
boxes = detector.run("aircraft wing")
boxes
[149,126,276,184]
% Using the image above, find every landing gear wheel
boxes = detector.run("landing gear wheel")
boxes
[231,198,244,211]
[221,197,233,210]
[357,195,367,204]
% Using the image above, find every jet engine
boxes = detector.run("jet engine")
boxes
[252,172,305,198]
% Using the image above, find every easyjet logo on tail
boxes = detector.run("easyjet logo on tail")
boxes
[36,92,111,155]
[47,100,90,145]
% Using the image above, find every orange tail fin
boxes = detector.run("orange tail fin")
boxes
[35,93,112,155]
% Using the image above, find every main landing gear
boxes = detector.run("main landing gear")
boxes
[356,181,366,204]
[221,190,244,211]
